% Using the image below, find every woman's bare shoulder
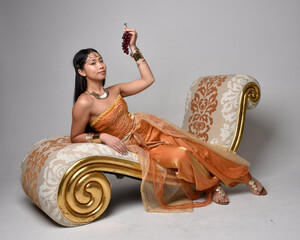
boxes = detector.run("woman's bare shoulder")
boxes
[72,93,93,114]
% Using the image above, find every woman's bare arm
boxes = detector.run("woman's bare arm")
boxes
[70,95,128,154]
[118,61,155,97]
[70,96,92,143]
[117,27,155,98]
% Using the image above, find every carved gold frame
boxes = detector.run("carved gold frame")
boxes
[57,156,142,224]
[57,81,260,225]
[230,82,261,151]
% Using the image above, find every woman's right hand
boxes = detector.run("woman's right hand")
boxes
[100,133,128,155]
[124,27,138,51]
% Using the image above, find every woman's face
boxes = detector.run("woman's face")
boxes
[79,52,106,81]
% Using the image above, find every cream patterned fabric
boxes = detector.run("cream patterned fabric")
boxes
[20,136,138,226]
[182,74,260,148]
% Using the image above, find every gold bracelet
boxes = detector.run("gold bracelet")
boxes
[137,58,147,67]
[130,47,144,61]
[92,133,102,143]
[86,133,92,143]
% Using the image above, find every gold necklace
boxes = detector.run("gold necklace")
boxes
[87,89,109,99]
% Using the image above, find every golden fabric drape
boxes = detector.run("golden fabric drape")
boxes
[91,95,251,212]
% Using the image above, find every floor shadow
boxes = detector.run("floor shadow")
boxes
[106,174,142,208]
[93,175,142,223]
[222,184,249,195]
[236,114,274,173]
[18,196,64,227]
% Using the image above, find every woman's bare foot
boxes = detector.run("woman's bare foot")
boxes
[213,185,229,205]
[247,177,267,195]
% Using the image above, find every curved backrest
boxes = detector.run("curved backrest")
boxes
[182,75,260,150]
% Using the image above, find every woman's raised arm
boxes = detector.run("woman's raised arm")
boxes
[117,27,155,97]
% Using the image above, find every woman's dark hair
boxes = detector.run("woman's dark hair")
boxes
[73,48,106,104]
[72,48,106,133]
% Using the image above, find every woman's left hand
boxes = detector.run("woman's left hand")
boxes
[124,27,138,51]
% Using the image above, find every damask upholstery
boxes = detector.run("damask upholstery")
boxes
[182,74,260,151]
[20,74,260,226]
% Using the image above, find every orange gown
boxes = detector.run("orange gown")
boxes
[90,95,251,212]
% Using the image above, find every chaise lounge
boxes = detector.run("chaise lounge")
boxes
[20,74,260,226]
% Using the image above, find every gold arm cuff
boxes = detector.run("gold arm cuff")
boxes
[130,47,144,61]
[137,58,147,67]
[86,133,92,143]
[92,133,102,144]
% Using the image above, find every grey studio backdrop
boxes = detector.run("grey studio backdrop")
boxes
[0,0,299,239]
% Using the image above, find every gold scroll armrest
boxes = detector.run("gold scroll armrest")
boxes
[57,156,142,225]
[230,81,260,151]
